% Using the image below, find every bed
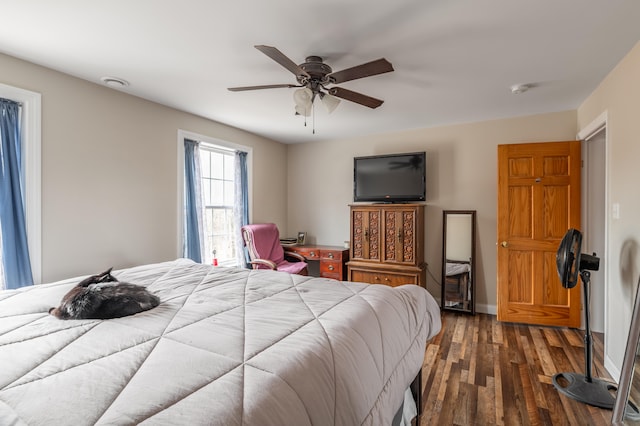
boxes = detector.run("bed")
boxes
[0,258,441,425]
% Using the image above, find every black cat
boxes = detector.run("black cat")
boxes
[49,267,160,319]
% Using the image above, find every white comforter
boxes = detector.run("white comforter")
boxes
[0,259,441,425]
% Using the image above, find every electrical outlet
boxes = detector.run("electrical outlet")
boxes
[612,203,620,220]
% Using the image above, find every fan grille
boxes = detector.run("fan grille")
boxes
[556,229,582,289]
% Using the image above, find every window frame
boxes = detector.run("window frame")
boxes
[176,129,252,263]
[200,144,236,265]
[0,83,42,285]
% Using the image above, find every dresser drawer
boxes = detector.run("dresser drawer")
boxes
[349,269,419,287]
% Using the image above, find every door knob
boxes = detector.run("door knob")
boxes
[501,241,509,248]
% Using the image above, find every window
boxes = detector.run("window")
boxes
[0,84,41,289]
[200,145,236,265]
[178,129,251,268]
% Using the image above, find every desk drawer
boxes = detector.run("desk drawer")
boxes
[291,247,320,259]
[320,249,344,261]
[320,260,342,280]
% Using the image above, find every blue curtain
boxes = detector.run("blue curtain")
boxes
[237,151,249,226]
[183,138,203,263]
[0,98,33,289]
[234,151,249,267]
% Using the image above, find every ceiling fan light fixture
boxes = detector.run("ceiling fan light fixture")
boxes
[295,103,311,117]
[293,88,313,107]
[320,93,340,114]
[293,87,313,117]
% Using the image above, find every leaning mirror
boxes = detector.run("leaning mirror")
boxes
[441,210,476,314]
[612,275,640,424]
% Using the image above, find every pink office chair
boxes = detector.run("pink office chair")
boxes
[241,223,308,275]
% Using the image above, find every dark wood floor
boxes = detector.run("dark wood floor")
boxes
[420,312,616,425]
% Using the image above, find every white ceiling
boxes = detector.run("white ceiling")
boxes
[1,1,640,144]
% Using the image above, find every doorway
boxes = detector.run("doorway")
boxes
[581,128,607,333]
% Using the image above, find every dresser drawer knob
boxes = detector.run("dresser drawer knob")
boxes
[328,265,334,271]
[328,253,334,259]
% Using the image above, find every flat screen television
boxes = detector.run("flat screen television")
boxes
[353,152,426,202]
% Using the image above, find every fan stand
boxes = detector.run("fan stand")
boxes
[552,270,617,409]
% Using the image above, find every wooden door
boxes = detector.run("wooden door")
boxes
[497,141,581,327]
[350,206,381,262]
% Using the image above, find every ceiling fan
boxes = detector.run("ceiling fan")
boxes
[228,45,394,116]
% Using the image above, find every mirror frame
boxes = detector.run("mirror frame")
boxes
[612,276,640,424]
[441,210,476,315]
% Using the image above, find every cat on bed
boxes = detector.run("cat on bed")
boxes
[49,267,160,319]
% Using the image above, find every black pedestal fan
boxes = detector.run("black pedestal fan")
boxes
[552,228,617,409]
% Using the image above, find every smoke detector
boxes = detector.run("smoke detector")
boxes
[510,84,531,94]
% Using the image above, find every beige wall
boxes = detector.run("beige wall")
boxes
[0,52,288,282]
[578,40,640,374]
[5,37,639,375]
[286,111,577,310]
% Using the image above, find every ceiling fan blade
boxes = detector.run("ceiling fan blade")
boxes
[254,45,310,79]
[328,87,384,109]
[327,58,394,84]
[228,84,300,92]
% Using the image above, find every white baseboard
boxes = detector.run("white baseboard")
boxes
[475,304,497,315]
[605,354,620,384]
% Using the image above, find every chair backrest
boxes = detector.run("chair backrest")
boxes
[241,223,285,265]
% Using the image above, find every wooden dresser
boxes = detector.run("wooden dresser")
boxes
[347,203,426,287]
[284,245,349,281]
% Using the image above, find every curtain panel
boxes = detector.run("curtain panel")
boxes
[234,151,249,267]
[183,138,205,263]
[0,98,33,289]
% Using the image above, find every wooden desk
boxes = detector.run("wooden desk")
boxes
[284,245,349,281]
